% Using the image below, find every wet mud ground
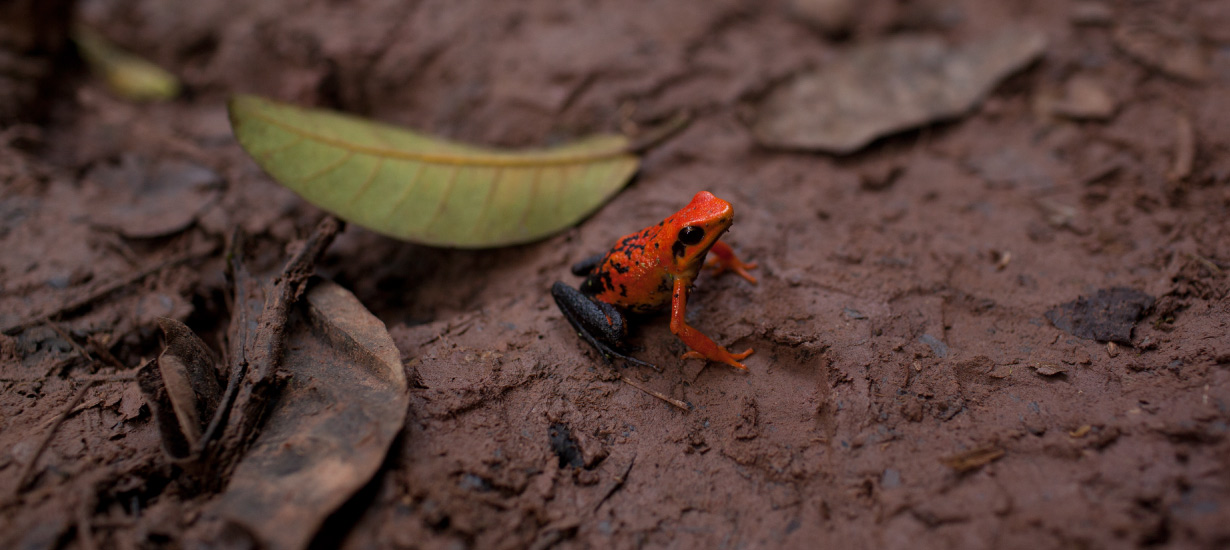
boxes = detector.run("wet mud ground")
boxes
[2,0,1230,548]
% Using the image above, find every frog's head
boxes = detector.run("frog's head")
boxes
[666,191,734,271]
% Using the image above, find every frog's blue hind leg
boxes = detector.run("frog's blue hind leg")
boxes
[551,281,658,371]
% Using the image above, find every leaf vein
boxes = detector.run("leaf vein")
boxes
[425,165,461,234]
[291,151,355,185]
[470,166,503,241]
[347,157,385,208]
[384,162,426,225]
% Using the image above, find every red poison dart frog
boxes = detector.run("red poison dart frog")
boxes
[551,191,758,370]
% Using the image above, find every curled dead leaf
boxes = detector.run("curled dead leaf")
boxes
[137,318,222,459]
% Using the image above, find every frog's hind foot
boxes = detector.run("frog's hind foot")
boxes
[581,328,660,372]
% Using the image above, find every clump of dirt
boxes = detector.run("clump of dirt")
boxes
[3,0,1230,549]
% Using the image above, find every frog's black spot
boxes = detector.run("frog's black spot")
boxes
[610,262,629,275]
[619,284,628,297]
[582,270,615,295]
[656,277,673,293]
[548,423,584,469]
[621,242,646,257]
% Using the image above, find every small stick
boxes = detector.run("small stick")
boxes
[616,373,690,411]
[14,381,98,494]
[76,372,137,382]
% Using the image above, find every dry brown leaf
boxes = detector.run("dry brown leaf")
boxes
[205,279,408,550]
[1113,20,1209,82]
[84,156,222,239]
[754,29,1047,154]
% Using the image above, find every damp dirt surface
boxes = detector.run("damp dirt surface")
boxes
[3,1,1230,548]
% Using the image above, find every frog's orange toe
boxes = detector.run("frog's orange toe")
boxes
[706,257,758,284]
[734,265,758,284]
[682,348,753,370]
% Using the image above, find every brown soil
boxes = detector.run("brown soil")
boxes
[3,0,1230,548]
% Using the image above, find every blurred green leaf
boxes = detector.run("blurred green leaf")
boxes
[73,26,181,101]
[228,95,642,248]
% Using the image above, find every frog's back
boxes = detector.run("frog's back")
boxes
[580,225,675,313]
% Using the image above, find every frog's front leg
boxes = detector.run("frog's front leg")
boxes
[551,282,657,370]
[704,241,758,284]
[669,279,753,370]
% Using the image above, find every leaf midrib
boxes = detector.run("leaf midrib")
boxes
[237,100,634,168]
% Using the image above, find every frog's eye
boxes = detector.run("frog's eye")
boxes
[678,226,705,246]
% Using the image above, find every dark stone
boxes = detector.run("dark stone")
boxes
[1045,287,1154,344]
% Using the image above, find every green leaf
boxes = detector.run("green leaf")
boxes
[73,26,181,102]
[228,94,640,248]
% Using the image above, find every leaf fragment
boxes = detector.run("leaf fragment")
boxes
[72,26,181,101]
[228,95,641,248]
[940,444,1005,473]
[754,29,1047,154]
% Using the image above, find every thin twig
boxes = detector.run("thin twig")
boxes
[0,373,133,383]
[594,454,636,512]
[1186,253,1224,275]
[88,336,129,371]
[616,373,690,411]
[76,372,138,382]
[46,322,93,362]
[627,111,692,154]
[2,246,214,335]
[14,381,98,495]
